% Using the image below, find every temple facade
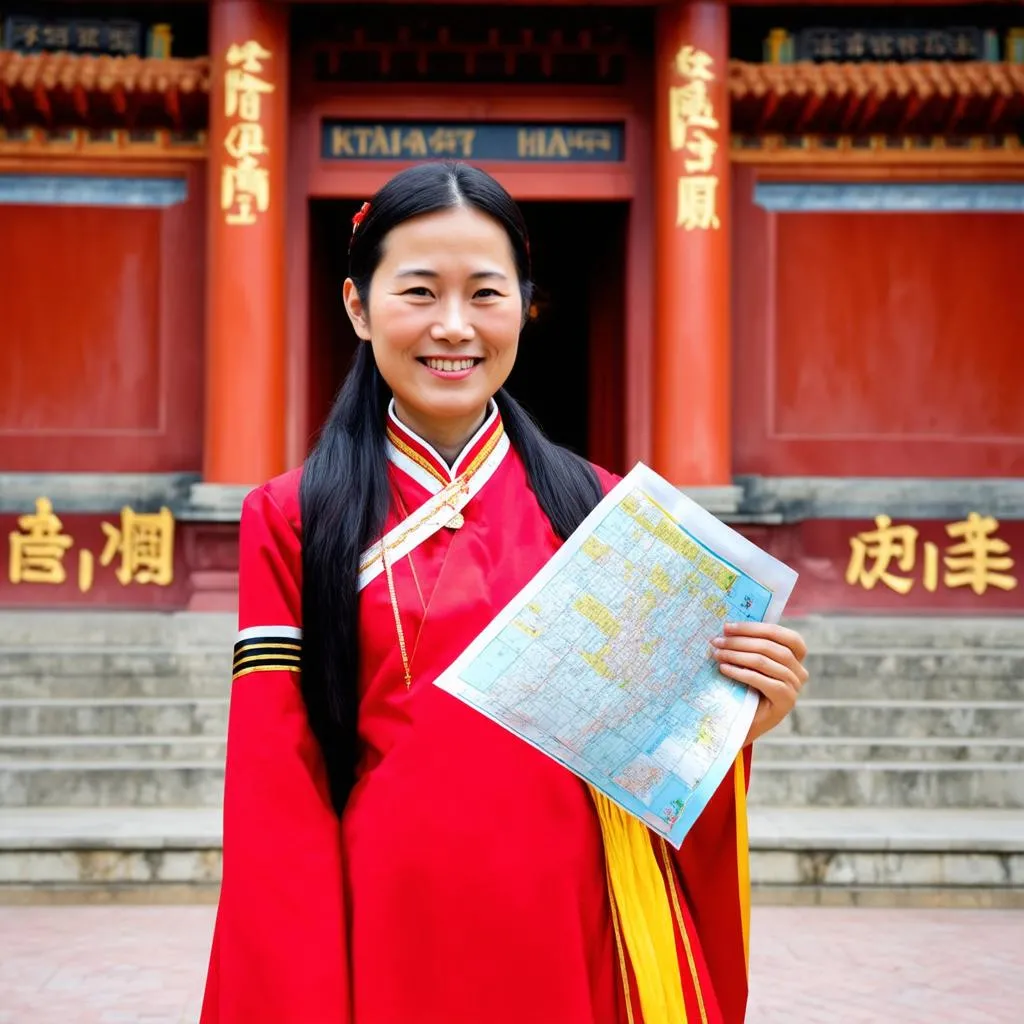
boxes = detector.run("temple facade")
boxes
[1,0,1023,904]
[2,0,1022,617]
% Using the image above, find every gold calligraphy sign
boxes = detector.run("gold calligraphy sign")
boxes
[846,513,1017,596]
[221,40,274,226]
[8,499,176,593]
[669,44,720,230]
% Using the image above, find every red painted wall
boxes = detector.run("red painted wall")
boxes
[0,165,206,473]
[732,166,1024,478]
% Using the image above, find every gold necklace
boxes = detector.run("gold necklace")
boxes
[381,540,414,690]
[382,493,460,690]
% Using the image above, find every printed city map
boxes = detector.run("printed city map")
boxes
[435,464,798,847]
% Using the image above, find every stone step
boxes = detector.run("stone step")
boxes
[2,696,1018,746]
[775,700,1024,739]
[5,734,1019,767]
[799,673,1024,702]
[4,611,1024,652]
[0,611,235,648]
[1,807,1022,903]
[0,648,229,678]
[3,667,1022,703]
[756,737,1024,763]
[0,763,225,807]
[0,737,226,762]
[748,762,1024,809]
[3,758,1022,810]
[791,615,1024,651]
[3,662,1022,703]
[0,699,228,738]
[10,611,1023,649]
[801,649,1024,681]
[0,671,228,700]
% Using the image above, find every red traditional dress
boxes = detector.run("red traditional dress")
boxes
[201,403,752,1024]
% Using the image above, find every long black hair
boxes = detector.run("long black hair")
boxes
[300,161,604,817]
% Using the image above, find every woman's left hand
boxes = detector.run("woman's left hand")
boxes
[710,621,810,746]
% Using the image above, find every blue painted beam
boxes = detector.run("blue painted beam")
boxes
[754,182,1024,214]
[0,174,187,208]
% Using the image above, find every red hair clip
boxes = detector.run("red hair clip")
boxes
[351,201,371,235]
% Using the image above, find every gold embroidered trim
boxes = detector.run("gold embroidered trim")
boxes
[232,652,301,670]
[659,838,709,1024]
[232,664,301,681]
[458,420,504,478]
[360,423,505,575]
[605,859,636,1024]
[386,427,449,486]
[233,642,301,653]
[358,477,468,574]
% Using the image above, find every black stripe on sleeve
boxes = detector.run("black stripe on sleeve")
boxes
[232,636,302,680]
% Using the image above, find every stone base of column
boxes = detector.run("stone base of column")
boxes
[679,484,743,515]
[184,483,253,522]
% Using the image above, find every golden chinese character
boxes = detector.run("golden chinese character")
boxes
[428,127,475,158]
[100,507,175,586]
[224,122,268,160]
[684,127,717,174]
[674,45,714,82]
[78,550,95,594]
[41,23,71,49]
[221,156,270,225]
[943,513,1017,594]
[8,498,73,585]
[226,40,271,73]
[845,515,918,595]
[677,175,721,231]
[75,24,102,49]
[107,25,137,54]
[668,81,719,150]
[224,69,274,122]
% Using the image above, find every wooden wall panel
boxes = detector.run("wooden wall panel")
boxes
[0,165,205,473]
[732,166,1024,478]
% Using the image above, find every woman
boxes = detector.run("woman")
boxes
[200,161,809,1024]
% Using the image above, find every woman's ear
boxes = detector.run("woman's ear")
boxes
[343,278,372,341]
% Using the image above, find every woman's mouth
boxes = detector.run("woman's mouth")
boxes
[418,357,483,379]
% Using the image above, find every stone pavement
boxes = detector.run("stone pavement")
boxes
[0,906,1021,1023]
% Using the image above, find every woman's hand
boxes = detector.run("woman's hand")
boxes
[710,621,809,745]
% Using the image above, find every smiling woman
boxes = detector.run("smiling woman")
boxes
[343,202,525,460]
[199,161,808,1024]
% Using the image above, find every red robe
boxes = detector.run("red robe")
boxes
[201,404,751,1024]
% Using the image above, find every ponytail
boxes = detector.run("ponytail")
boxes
[299,343,391,815]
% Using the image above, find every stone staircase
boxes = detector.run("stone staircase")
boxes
[1,611,1022,903]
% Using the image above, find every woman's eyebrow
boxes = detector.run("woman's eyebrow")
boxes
[394,268,508,280]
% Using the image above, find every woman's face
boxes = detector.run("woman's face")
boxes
[344,205,523,444]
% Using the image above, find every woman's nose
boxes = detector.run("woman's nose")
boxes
[431,300,475,343]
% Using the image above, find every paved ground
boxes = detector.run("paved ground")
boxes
[0,905,1020,1023]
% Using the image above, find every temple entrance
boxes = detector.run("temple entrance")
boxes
[307,198,628,471]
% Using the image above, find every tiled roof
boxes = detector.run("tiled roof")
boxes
[0,53,209,130]
[729,61,1024,134]
[0,52,209,93]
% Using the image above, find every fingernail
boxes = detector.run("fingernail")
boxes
[711,636,725,647]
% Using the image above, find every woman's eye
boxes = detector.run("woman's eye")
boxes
[402,287,433,298]
[474,288,501,299]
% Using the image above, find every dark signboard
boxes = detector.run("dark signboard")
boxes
[796,27,988,63]
[2,15,144,56]
[322,122,625,163]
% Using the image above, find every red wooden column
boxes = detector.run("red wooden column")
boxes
[652,1,731,486]
[205,0,288,484]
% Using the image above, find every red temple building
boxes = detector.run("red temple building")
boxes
[1,0,1022,902]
